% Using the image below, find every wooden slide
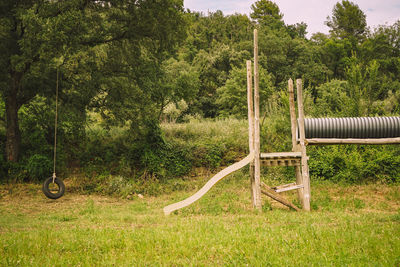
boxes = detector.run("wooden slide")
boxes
[163,152,254,215]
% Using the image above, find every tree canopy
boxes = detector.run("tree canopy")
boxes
[326,0,367,41]
[0,0,186,162]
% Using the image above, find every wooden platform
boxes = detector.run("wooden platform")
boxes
[260,152,301,166]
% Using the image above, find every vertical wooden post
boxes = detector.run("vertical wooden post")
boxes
[296,79,311,211]
[288,79,304,207]
[288,79,297,151]
[247,60,257,206]
[253,29,262,210]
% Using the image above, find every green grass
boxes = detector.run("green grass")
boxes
[1,173,399,266]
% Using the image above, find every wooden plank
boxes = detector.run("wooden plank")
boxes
[253,29,262,210]
[163,153,255,215]
[275,184,304,193]
[272,182,297,190]
[261,182,300,211]
[247,60,257,208]
[260,152,302,159]
[296,79,311,211]
[306,137,400,145]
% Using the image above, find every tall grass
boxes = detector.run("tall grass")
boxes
[162,118,248,153]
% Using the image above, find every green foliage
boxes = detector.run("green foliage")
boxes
[81,120,192,181]
[217,65,273,118]
[163,100,188,123]
[189,43,250,117]
[192,143,225,170]
[314,56,399,117]
[0,0,187,173]
[1,0,400,187]
[309,145,400,184]
[313,79,351,116]
[325,0,367,41]
[26,154,52,181]
[250,0,284,29]
[320,37,353,78]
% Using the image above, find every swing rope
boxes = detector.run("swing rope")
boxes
[52,68,59,183]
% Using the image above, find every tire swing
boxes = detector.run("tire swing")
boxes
[42,68,65,199]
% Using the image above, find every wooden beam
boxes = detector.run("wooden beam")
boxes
[296,79,311,211]
[288,79,299,151]
[253,29,262,210]
[306,137,400,145]
[261,182,300,211]
[272,183,297,190]
[260,152,302,158]
[274,184,304,193]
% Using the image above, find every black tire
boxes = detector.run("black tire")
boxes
[42,177,65,199]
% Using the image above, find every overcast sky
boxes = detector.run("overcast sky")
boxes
[184,0,400,37]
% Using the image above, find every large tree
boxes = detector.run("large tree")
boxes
[325,0,367,41]
[250,0,284,29]
[0,0,185,162]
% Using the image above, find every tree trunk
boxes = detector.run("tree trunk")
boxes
[5,73,21,162]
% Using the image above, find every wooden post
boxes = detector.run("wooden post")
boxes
[288,79,298,150]
[288,79,304,206]
[253,29,262,210]
[247,60,257,206]
[296,79,311,211]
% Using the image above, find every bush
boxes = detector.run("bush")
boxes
[309,145,400,184]
[26,154,53,181]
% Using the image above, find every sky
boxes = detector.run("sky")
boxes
[184,0,400,37]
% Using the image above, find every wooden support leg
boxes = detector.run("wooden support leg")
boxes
[294,165,305,206]
[247,60,258,208]
[299,153,311,211]
[296,79,311,211]
[288,79,305,208]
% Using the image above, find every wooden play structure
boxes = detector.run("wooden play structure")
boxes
[163,29,400,215]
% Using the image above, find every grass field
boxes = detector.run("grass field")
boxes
[0,171,399,266]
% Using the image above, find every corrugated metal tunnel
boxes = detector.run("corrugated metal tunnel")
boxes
[300,117,400,139]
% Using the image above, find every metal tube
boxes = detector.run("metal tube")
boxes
[300,117,400,139]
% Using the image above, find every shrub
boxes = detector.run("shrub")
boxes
[26,154,53,181]
[309,145,400,184]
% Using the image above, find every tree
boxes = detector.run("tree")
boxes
[250,0,283,28]
[157,58,199,120]
[0,0,186,162]
[286,22,308,39]
[217,65,273,118]
[325,0,367,41]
